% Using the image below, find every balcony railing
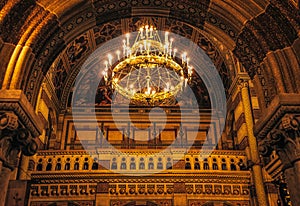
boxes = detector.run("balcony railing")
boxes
[28,150,248,173]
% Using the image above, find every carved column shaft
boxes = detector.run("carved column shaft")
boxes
[277,115,300,205]
[260,114,300,205]
[0,167,11,206]
[0,111,39,206]
[284,161,300,205]
[18,154,30,180]
[240,80,269,206]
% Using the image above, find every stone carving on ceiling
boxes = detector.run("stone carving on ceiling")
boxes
[233,3,298,107]
[66,34,90,67]
[1,0,297,112]
[93,0,210,27]
[94,19,123,45]
[52,60,68,99]
[52,17,231,109]
[218,63,231,97]
[21,3,238,108]
[196,37,220,65]
[165,18,193,39]
[233,3,298,78]
[0,0,36,44]
[24,22,66,108]
[272,0,300,32]
[205,11,237,40]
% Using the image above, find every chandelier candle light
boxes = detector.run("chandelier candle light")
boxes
[102,25,193,105]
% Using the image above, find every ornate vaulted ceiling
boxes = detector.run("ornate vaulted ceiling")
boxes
[47,17,232,108]
[0,0,299,108]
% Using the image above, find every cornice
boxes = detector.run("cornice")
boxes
[0,89,43,136]
[254,93,300,139]
[36,149,247,156]
[30,171,251,184]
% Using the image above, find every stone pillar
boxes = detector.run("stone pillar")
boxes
[0,112,39,206]
[283,166,298,204]
[259,114,300,205]
[18,154,30,180]
[239,80,269,206]
[0,167,11,206]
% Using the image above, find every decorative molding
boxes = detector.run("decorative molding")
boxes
[254,94,300,139]
[0,90,43,137]
[0,111,38,170]
[30,172,251,185]
[259,114,300,170]
[35,149,247,156]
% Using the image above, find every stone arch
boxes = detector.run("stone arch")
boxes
[51,16,234,109]
[0,0,298,112]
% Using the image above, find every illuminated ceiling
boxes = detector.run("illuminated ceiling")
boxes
[0,0,298,109]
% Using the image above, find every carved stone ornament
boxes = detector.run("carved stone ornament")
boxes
[259,114,300,170]
[0,112,38,170]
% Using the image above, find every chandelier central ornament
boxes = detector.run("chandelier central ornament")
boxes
[103,25,193,106]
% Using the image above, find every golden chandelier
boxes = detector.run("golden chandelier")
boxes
[103,25,193,105]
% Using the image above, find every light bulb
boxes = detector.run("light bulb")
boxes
[126,33,130,45]
[116,50,120,60]
[108,54,113,66]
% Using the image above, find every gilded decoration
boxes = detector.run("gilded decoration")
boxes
[0,0,299,205]
[48,17,230,108]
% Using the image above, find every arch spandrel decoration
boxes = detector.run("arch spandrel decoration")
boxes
[45,16,232,109]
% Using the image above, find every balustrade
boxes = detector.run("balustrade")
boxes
[29,150,248,173]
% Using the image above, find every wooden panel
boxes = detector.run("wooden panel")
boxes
[160,129,176,141]
[76,130,97,141]
[107,129,123,141]
[187,130,207,141]
[134,130,149,141]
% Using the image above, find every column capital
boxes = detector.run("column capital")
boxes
[254,94,300,139]
[238,78,249,89]
[0,112,38,170]
[0,90,43,137]
[259,114,300,170]
[228,73,250,95]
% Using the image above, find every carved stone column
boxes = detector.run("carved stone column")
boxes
[0,167,11,206]
[259,114,300,205]
[239,80,269,206]
[0,90,43,206]
[18,154,30,180]
[0,112,38,206]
